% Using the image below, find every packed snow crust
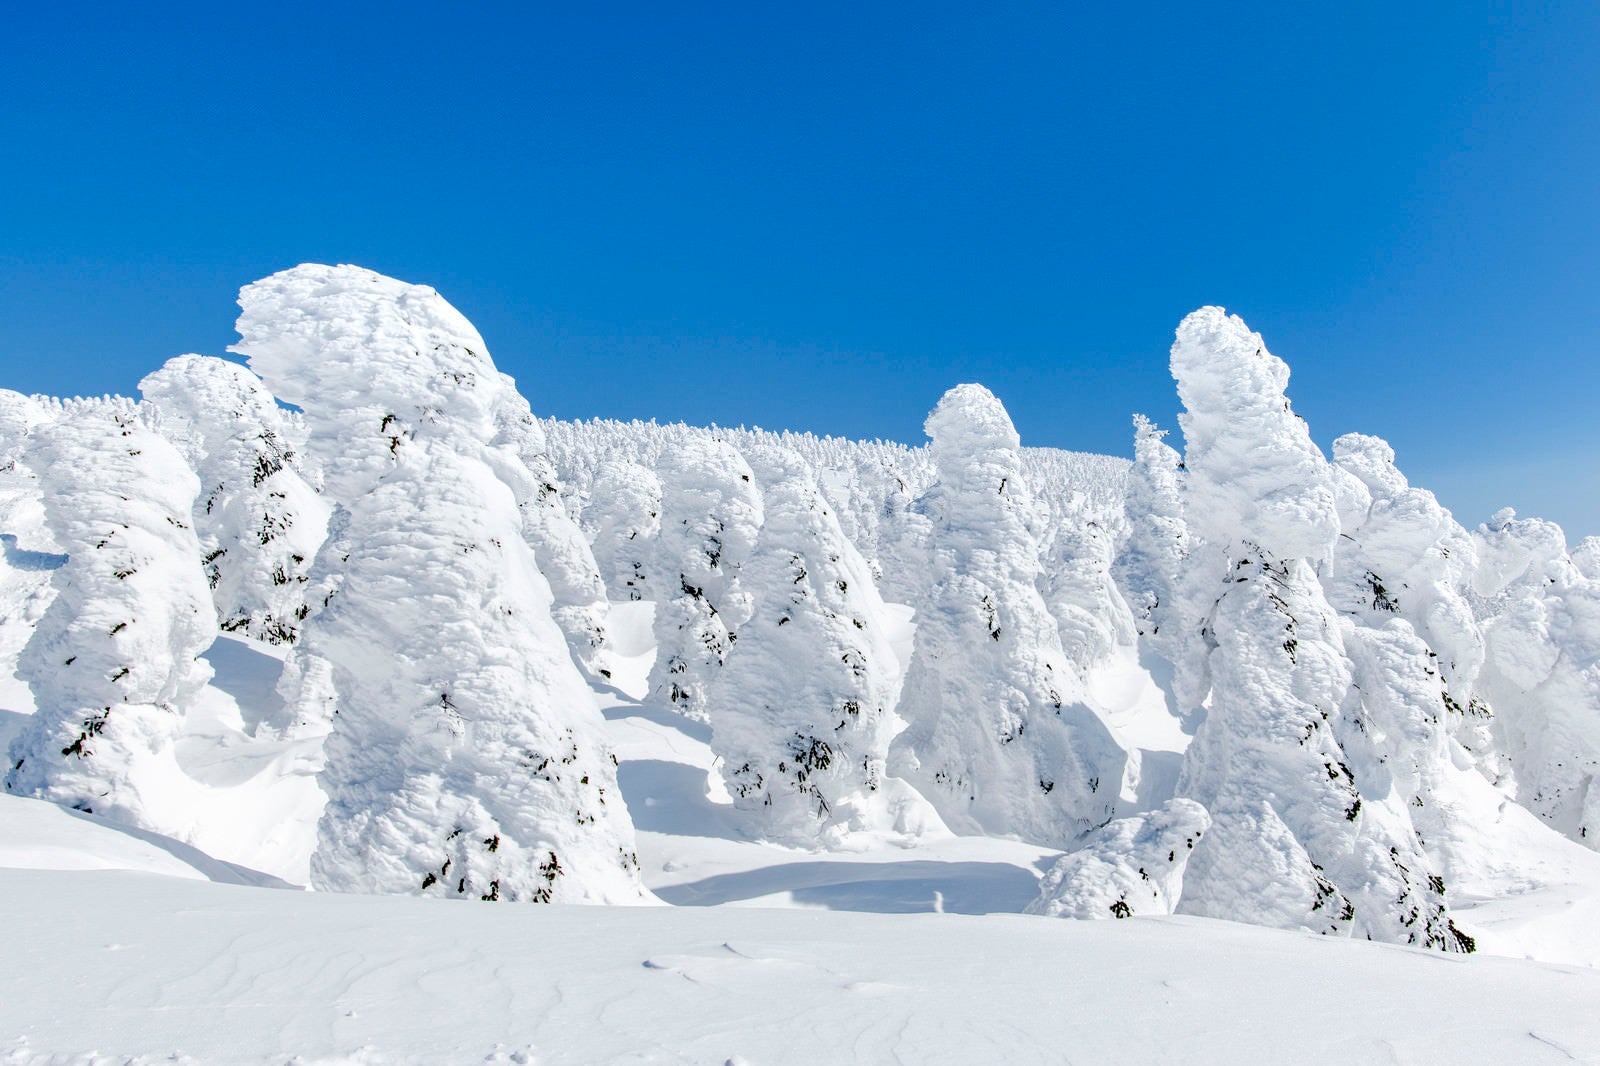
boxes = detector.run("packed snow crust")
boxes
[3,268,1600,1061]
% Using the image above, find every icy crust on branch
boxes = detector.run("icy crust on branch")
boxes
[138,355,330,646]
[889,385,1126,849]
[1171,308,1337,561]
[706,445,912,846]
[1472,509,1600,848]
[235,264,647,903]
[646,437,763,720]
[4,400,216,838]
[1164,311,1466,950]
[1029,799,1210,919]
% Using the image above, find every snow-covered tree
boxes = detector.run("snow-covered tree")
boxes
[1168,308,1468,950]
[4,399,216,838]
[138,354,329,646]
[1472,508,1600,848]
[1028,799,1210,920]
[1038,500,1134,676]
[234,263,649,903]
[1114,414,1210,718]
[1327,434,1500,779]
[706,445,907,846]
[584,459,663,603]
[888,384,1126,849]
[0,392,64,676]
[491,383,614,681]
[646,436,763,720]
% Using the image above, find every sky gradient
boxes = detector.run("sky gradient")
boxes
[2,2,1596,535]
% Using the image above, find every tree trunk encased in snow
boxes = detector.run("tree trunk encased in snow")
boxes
[889,384,1127,849]
[4,399,216,839]
[233,263,649,903]
[705,444,908,847]
[1166,309,1468,950]
[645,436,764,721]
[138,354,330,647]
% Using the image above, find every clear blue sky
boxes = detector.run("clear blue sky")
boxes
[3,2,1596,536]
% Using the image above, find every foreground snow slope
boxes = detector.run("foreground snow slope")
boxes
[3,866,1598,1066]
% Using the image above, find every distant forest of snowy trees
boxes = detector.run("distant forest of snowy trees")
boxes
[5,264,1599,951]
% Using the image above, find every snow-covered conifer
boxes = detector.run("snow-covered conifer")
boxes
[0,392,64,673]
[491,384,614,680]
[4,400,216,837]
[646,436,763,720]
[1168,309,1467,950]
[234,264,648,903]
[888,384,1126,848]
[706,445,906,846]
[1114,415,1210,716]
[584,459,663,603]
[138,354,329,645]
[1038,502,1134,676]
[1472,509,1600,848]
[1028,799,1210,919]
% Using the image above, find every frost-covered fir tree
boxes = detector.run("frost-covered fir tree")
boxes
[1114,415,1209,719]
[1037,500,1134,676]
[646,436,763,720]
[706,445,907,846]
[491,383,614,681]
[1168,308,1468,950]
[584,459,663,603]
[0,392,65,676]
[1028,799,1210,920]
[234,263,649,903]
[888,384,1125,849]
[138,354,329,645]
[1472,508,1600,848]
[1327,434,1500,782]
[4,399,216,838]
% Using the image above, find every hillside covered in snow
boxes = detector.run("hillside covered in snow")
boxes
[4,264,1600,1062]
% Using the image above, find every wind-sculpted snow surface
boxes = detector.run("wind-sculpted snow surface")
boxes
[232,265,648,904]
[706,445,909,846]
[4,400,216,839]
[889,385,1126,849]
[138,355,330,646]
[1166,309,1466,950]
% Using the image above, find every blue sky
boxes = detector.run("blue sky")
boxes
[2,2,1596,535]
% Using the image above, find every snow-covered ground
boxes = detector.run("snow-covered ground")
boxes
[5,604,1600,1063]
[7,862,1600,1066]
